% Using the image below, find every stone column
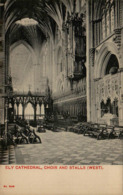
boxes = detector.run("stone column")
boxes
[34,104,37,122]
[40,103,41,116]
[17,103,19,118]
[119,70,123,125]
[13,103,16,121]
[117,0,123,125]
[22,104,24,120]
[0,4,5,124]
[4,98,8,148]
[115,0,121,28]
[86,1,97,123]
[86,1,92,122]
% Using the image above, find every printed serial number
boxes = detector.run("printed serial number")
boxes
[3,185,15,188]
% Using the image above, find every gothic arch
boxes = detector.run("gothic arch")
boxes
[24,100,35,108]
[24,102,34,120]
[93,0,103,20]
[94,42,120,79]
[10,40,37,64]
[93,0,114,20]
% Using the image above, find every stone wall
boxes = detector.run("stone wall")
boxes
[0,4,5,124]
[86,0,123,125]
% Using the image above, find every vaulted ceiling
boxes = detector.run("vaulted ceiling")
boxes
[4,0,66,92]
[4,0,86,93]
[4,0,87,47]
[5,0,67,48]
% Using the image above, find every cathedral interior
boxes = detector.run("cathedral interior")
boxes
[0,0,123,165]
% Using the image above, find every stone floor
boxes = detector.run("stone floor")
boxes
[15,130,123,165]
[0,130,123,165]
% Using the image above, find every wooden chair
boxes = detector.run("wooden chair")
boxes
[104,126,114,139]
[73,123,83,133]
[94,124,107,140]
[83,122,95,136]
[113,126,123,139]
[87,124,107,140]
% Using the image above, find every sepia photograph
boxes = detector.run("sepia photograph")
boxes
[0,0,123,194]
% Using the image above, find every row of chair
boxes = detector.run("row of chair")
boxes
[14,125,42,144]
[0,123,42,148]
[66,122,123,140]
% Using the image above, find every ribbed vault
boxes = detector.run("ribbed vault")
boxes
[4,0,85,47]
[4,0,67,48]
[3,0,86,93]
[4,0,67,93]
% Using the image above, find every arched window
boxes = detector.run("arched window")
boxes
[105,54,119,75]
[94,0,115,46]
[25,103,34,120]
[41,104,45,115]
[18,103,23,117]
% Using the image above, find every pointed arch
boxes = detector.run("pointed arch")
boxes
[94,42,120,79]
[10,40,37,63]
[24,102,34,120]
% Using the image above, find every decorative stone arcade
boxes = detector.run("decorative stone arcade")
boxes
[95,72,122,125]
[86,0,123,126]
[8,91,51,122]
